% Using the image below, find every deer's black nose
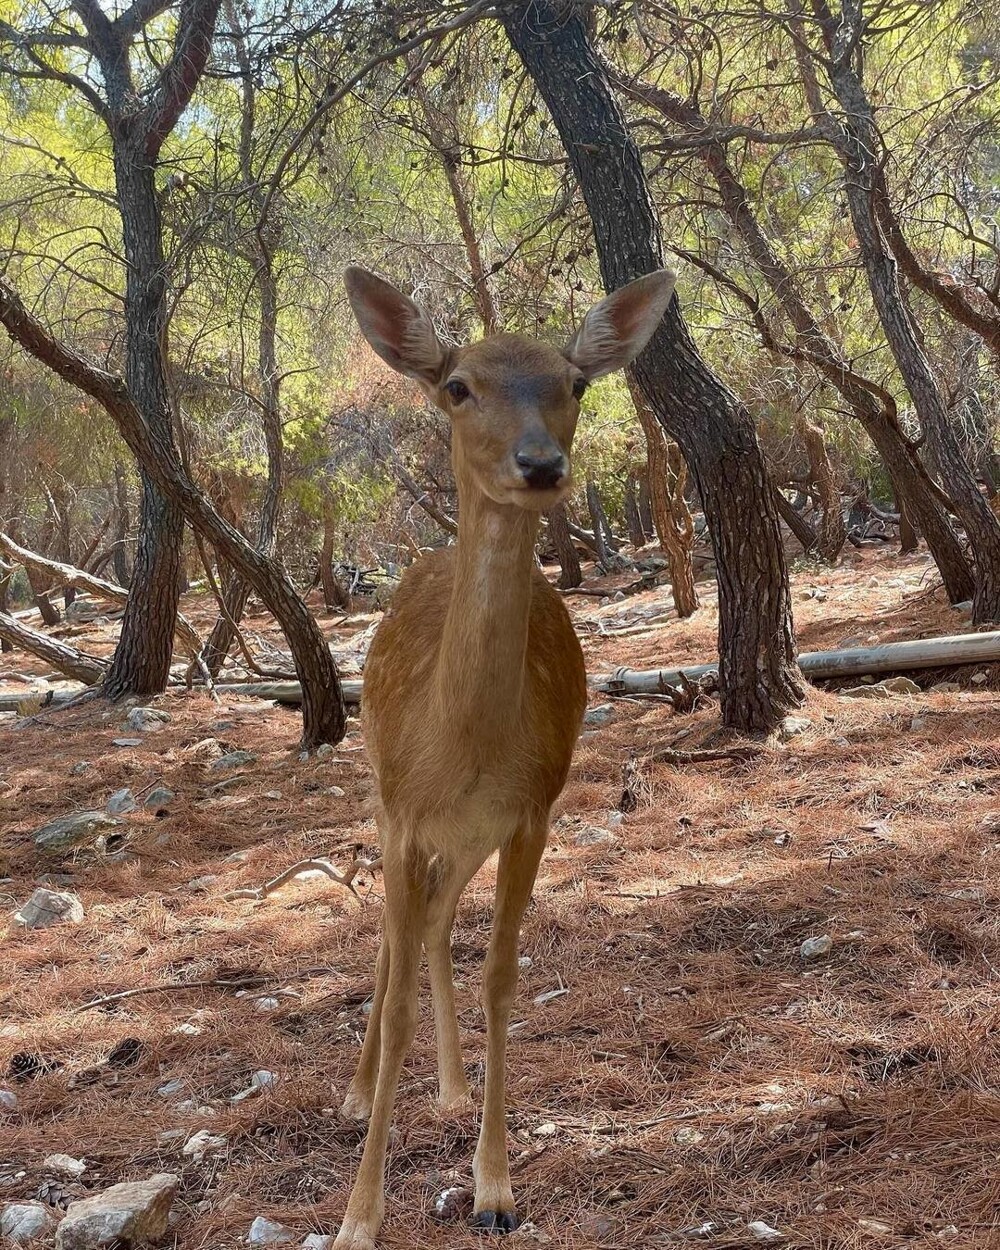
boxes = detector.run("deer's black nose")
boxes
[515,449,565,490]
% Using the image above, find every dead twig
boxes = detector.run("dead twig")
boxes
[73,975,270,1013]
[648,745,764,765]
[223,855,382,902]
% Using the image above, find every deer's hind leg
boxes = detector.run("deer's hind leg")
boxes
[340,932,388,1121]
[424,849,486,1112]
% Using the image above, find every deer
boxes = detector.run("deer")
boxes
[334,265,677,1249]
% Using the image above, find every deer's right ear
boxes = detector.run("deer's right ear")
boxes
[344,267,446,386]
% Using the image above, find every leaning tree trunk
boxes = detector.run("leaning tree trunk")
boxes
[772,482,818,552]
[547,501,582,589]
[585,479,619,572]
[627,375,698,616]
[795,412,846,561]
[501,1,803,731]
[0,610,108,684]
[103,134,185,698]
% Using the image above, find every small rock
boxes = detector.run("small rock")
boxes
[574,825,616,847]
[264,791,282,800]
[209,774,252,794]
[157,1077,185,1097]
[673,1126,705,1145]
[210,749,257,771]
[125,706,170,733]
[533,1121,557,1137]
[910,716,928,731]
[800,934,833,960]
[248,1216,295,1245]
[676,1221,717,1240]
[55,1173,179,1250]
[325,785,346,798]
[112,738,144,748]
[186,737,223,759]
[14,888,84,928]
[951,600,973,614]
[931,681,961,693]
[255,997,281,1012]
[231,1069,277,1103]
[315,743,335,759]
[70,761,92,776]
[144,788,176,811]
[187,875,219,892]
[584,703,614,727]
[0,1088,17,1110]
[778,715,812,742]
[298,750,310,763]
[432,1187,472,1222]
[518,956,532,969]
[106,788,136,816]
[880,676,920,694]
[748,1221,783,1243]
[34,810,118,852]
[1,1201,60,1244]
[857,1218,893,1235]
[971,671,988,685]
[182,1129,228,1162]
[44,1153,86,1177]
[301,1237,335,1250]
[612,590,626,602]
[773,831,793,848]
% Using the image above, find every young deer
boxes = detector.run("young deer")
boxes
[335,266,676,1249]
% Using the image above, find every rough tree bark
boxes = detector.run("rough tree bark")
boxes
[547,501,582,589]
[501,1,802,729]
[0,611,108,684]
[795,410,846,562]
[773,483,819,552]
[612,63,974,603]
[319,499,351,611]
[626,376,698,615]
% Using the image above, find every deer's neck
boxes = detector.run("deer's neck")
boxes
[435,471,538,740]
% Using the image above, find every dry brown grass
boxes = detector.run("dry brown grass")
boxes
[2,548,1000,1248]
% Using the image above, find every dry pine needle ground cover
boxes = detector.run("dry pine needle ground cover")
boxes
[2,547,1000,1249]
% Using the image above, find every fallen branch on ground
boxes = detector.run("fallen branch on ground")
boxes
[0,530,204,661]
[0,611,108,684]
[647,745,764,765]
[223,854,382,901]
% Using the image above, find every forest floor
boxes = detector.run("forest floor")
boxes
[2,546,1000,1249]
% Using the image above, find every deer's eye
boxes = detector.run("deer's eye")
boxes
[572,376,588,400]
[444,378,470,404]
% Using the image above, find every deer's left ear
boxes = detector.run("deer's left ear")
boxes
[344,266,447,386]
[565,270,677,380]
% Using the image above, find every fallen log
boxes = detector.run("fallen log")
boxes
[595,628,1000,694]
[0,612,108,685]
[214,678,363,705]
[0,531,204,660]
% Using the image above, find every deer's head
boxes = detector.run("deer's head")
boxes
[344,267,676,511]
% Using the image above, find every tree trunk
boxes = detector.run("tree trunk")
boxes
[627,376,699,616]
[623,472,645,548]
[319,501,351,611]
[586,479,619,572]
[112,460,132,588]
[0,610,107,684]
[899,504,919,555]
[547,501,582,589]
[0,565,12,652]
[501,1,802,731]
[773,483,819,552]
[636,468,655,541]
[103,135,185,699]
[795,412,845,561]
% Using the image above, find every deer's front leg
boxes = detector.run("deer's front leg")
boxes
[472,820,547,1232]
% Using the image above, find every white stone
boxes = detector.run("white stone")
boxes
[248,1216,295,1245]
[106,788,136,816]
[800,934,833,960]
[301,1237,335,1250]
[44,1153,86,1176]
[55,1174,179,1250]
[14,888,84,928]
[125,706,170,733]
[182,1129,228,1162]
[748,1220,783,1242]
[584,703,614,726]
[1,1201,60,1243]
[0,1088,17,1110]
[778,716,812,742]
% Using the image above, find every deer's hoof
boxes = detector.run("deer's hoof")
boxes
[471,1210,520,1234]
